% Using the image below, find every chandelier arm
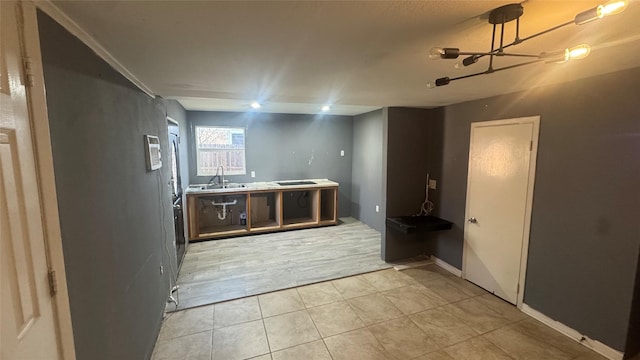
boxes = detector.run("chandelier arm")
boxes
[461,19,575,66]
[497,53,541,58]
[446,58,545,85]
[447,70,491,83]
[485,58,545,73]
[457,51,540,58]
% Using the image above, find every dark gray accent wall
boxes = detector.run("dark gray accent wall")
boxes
[351,109,386,232]
[166,100,189,195]
[383,107,443,261]
[38,12,175,360]
[187,111,353,217]
[625,252,640,359]
[430,106,472,268]
[432,67,640,352]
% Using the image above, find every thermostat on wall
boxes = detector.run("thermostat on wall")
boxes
[144,135,162,171]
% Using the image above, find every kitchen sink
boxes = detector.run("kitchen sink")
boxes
[188,183,247,191]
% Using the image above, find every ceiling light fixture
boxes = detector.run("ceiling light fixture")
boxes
[250,101,261,109]
[321,105,331,112]
[427,0,629,88]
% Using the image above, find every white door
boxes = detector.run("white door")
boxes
[1,1,64,358]
[463,117,539,305]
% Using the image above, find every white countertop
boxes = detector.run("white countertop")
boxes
[185,178,339,194]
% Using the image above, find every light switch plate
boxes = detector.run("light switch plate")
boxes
[428,179,437,189]
[340,150,345,157]
[251,171,256,178]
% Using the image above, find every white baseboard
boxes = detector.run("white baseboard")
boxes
[521,303,624,360]
[392,258,434,271]
[432,256,463,277]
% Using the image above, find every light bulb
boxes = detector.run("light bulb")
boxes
[575,0,628,24]
[429,47,444,60]
[250,101,261,109]
[598,0,628,17]
[321,105,331,112]
[454,62,462,70]
[564,44,591,61]
[426,81,436,89]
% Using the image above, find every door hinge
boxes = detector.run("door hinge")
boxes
[529,141,533,151]
[48,270,58,296]
[22,57,35,88]
[517,283,520,294]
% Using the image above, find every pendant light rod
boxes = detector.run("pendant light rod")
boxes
[488,23,497,70]
[498,19,506,52]
[456,59,544,81]
[430,58,545,88]
[434,48,544,58]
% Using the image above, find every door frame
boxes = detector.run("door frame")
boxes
[462,116,540,308]
[167,116,188,269]
[167,116,182,197]
[19,1,76,357]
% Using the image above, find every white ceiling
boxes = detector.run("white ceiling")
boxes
[50,0,640,115]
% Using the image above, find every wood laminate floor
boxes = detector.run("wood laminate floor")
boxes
[172,218,391,310]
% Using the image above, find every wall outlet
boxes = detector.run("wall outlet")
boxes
[428,179,437,190]
[251,171,256,178]
[375,205,380,213]
[340,150,345,157]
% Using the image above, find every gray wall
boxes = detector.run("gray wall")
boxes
[38,12,175,360]
[166,100,189,195]
[626,252,640,358]
[351,109,386,232]
[431,67,640,352]
[187,111,353,217]
[383,107,443,261]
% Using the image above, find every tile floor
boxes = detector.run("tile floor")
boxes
[152,264,608,360]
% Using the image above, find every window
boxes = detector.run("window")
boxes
[195,126,246,176]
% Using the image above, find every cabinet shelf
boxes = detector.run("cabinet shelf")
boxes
[320,188,337,222]
[282,217,317,227]
[199,226,248,237]
[250,220,280,229]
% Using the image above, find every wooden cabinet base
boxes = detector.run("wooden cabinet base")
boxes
[187,186,338,241]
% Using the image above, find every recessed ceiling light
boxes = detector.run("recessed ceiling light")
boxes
[250,101,261,109]
[321,105,331,112]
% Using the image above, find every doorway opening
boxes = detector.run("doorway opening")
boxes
[168,118,186,269]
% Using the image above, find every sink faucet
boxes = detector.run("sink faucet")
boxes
[207,166,225,187]
[219,166,225,188]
